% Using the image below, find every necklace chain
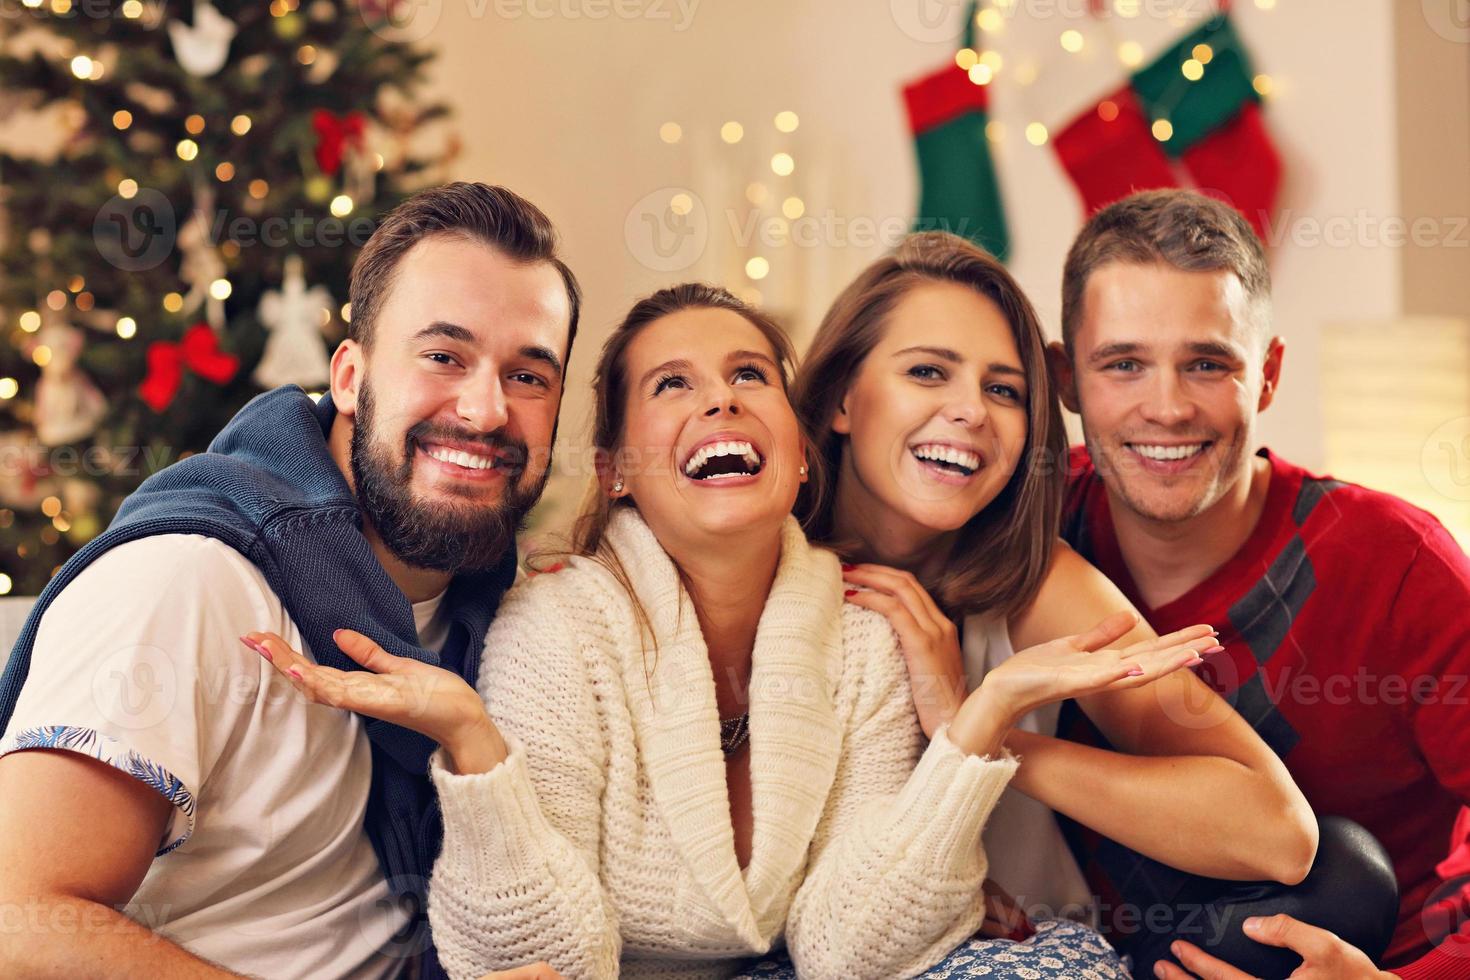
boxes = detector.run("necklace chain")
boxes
[719,713,750,755]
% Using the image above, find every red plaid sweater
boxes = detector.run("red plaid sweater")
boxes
[1061,446,1470,978]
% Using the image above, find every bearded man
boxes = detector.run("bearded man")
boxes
[0,182,580,980]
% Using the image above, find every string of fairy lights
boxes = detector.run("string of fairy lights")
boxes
[952,0,1278,148]
[632,0,1283,309]
[656,109,802,305]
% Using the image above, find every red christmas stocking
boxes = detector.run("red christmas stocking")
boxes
[1180,101,1282,240]
[1053,85,1181,217]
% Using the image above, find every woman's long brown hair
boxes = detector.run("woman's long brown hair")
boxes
[791,232,1066,621]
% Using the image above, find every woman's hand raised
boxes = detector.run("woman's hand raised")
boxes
[984,611,1223,720]
[948,611,1223,758]
[841,562,966,739]
[241,629,509,775]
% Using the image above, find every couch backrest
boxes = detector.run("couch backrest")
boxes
[0,597,37,654]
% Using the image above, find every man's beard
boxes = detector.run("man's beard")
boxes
[350,381,550,574]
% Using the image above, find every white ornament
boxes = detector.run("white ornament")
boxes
[33,323,108,447]
[168,1,237,78]
[253,254,335,390]
[178,187,227,330]
[306,47,340,84]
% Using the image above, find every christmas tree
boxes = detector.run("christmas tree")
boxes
[0,0,457,596]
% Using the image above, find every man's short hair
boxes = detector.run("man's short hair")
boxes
[1060,189,1271,358]
[348,181,581,351]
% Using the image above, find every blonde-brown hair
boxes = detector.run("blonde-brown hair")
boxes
[792,232,1065,620]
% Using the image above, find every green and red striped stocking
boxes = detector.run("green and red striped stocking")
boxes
[1052,11,1282,239]
[902,2,1010,260]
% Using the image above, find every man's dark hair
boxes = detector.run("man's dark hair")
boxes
[348,181,582,353]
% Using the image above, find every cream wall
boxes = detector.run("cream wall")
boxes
[417,0,1433,535]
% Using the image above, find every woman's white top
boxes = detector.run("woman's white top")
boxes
[426,508,1021,980]
[962,613,1098,924]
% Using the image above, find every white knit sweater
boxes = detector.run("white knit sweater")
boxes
[428,508,1019,980]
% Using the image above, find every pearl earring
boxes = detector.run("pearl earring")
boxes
[799,464,807,476]
[612,479,624,494]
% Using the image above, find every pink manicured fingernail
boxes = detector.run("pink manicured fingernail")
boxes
[1185,657,1204,667]
[844,589,858,597]
[239,636,270,662]
[1127,666,1145,676]
[1203,644,1225,654]
[287,666,303,680]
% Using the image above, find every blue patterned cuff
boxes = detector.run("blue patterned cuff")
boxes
[0,725,197,855]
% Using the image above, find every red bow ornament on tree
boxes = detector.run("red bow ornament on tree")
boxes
[313,109,367,177]
[138,322,240,413]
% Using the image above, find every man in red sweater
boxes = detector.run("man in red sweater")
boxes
[1049,189,1470,980]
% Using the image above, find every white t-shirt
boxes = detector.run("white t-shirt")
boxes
[413,585,451,657]
[962,613,1098,925]
[0,534,450,979]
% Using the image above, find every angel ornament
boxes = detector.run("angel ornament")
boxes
[177,188,227,331]
[33,322,108,447]
[168,0,237,77]
[253,255,335,391]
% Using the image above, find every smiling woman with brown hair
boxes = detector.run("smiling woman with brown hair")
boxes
[245,282,1218,979]
[793,230,1325,973]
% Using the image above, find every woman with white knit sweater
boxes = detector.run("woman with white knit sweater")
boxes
[247,283,1220,979]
